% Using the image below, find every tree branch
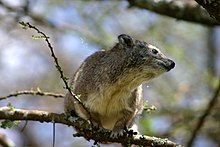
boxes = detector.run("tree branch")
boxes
[0,89,64,101]
[0,0,55,27]
[0,107,181,147]
[195,0,220,22]
[186,77,220,147]
[127,0,220,26]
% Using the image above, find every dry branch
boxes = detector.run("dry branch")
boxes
[195,0,220,22]
[0,0,55,27]
[127,0,220,26]
[0,89,64,101]
[186,77,220,147]
[0,107,181,147]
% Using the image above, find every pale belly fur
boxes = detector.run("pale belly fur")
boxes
[85,86,133,130]
[84,85,143,130]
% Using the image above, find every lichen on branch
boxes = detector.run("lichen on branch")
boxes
[0,107,181,147]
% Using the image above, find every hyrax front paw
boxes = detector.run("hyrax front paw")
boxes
[110,128,126,138]
[91,120,101,130]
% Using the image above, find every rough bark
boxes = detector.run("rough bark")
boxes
[127,0,220,26]
[0,107,182,147]
[195,0,220,22]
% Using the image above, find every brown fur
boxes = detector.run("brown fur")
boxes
[64,34,175,137]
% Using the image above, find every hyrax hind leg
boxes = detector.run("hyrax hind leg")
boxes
[90,112,102,129]
[110,109,135,138]
[74,103,103,129]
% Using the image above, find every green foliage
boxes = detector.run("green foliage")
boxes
[146,105,157,113]
[7,103,14,111]
[143,101,157,113]
[1,103,20,129]
[1,120,20,129]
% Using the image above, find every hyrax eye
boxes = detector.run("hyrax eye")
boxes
[152,49,158,54]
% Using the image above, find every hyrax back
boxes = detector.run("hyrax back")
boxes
[64,34,175,138]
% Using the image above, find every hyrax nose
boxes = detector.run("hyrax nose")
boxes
[167,59,175,71]
[170,60,175,69]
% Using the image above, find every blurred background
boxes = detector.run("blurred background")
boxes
[0,0,219,147]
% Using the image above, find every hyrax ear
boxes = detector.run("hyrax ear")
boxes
[118,34,134,48]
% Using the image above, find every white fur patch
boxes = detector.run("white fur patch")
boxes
[148,44,158,50]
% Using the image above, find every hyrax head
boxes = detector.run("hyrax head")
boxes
[117,34,175,78]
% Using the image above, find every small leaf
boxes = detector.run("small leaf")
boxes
[76,94,81,98]
[19,21,28,30]
[143,101,148,109]
[150,105,157,110]
[14,121,21,126]
[7,103,14,111]
[32,35,50,39]
[63,76,69,81]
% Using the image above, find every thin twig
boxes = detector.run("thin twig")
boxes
[0,90,64,101]
[52,122,55,147]
[21,120,28,132]
[186,77,220,147]
[19,22,91,118]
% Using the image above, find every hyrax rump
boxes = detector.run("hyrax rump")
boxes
[64,34,175,138]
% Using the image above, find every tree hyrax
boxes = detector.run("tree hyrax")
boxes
[64,34,175,138]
